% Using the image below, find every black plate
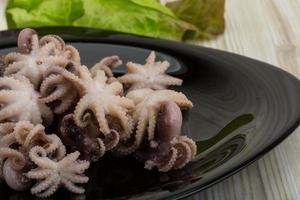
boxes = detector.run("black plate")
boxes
[0,27,300,200]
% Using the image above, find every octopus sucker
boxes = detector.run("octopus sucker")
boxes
[118,51,183,91]
[0,28,197,197]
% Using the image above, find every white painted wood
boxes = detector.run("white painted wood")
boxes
[0,0,7,31]
[189,0,300,199]
[0,0,299,199]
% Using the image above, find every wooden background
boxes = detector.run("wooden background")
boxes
[0,0,300,199]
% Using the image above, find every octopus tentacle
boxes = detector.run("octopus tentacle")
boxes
[63,173,89,184]
[66,160,90,174]
[110,105,132,139]
[96,139,106,158]
[106,81,123,95]
[40,74,77,114]
[0,90,18,102]
[40,74,67,103]
[147,106,157,141]
[172,141,192,169]
[38,102,54,126]
[45,66,85,92]
[73,95,92,127]
[54,93,77,114]
[29,146,56,169]
[61,178,85,194]
[116,96,135,110]
[0,122,15,136]
[179,136,197,159]
[30,173,59,195]
[58,151,81,168]
[157,148,178,172]
[117,73,145,84]
[26,169,53,179]
[135,109,149,146]
[39,35,65,52]
[4,61,24,75]
[90,55,122,77]
[65,45,80,63]
[0,147,26,169]
[35,180,60,198]
[102,129,120,151]
[126,62,142,73]
[93,104,110,134]
[17,28,37,54]
[0,103,23,121]
[155,75,183,86]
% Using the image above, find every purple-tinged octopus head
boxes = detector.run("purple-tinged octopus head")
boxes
[17,28,37,54]
[59,114,121,161]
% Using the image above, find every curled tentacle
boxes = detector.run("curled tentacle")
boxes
[39,34,65,52]
[3,158,33,191]
[17,28,37,54]
[90,56,122,77]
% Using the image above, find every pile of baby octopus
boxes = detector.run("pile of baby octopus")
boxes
[0,28,196,197]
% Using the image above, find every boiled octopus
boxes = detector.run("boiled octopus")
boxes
[0,28,198,198]
[115,88,193,155]
[27,146,89,198]
[43,64,134,141]
[4,28,80,88]
[0,121,66,191]
[135,101,196,172]
[40,56,122,114]
[118,51,183,91]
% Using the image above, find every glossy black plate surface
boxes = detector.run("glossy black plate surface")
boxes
[0,27,299,200]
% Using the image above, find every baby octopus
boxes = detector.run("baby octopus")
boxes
[135,101,197,172]
[118,51,183,91]
[0,75,53,125]
[0,121,66,191]
[43,64,134,140]
[0,27,198,196]
[4,28,80,88]
[40,56,122,114]
[27,146,89,198]
[115,88,193,155]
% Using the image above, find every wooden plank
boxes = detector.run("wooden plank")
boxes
[189,0,300,199]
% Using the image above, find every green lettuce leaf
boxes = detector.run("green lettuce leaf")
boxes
[73,0,198,40]
[166,0,225,39]
[5,0,225,41]
[6,0,84,27]
[130,0,175,17]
